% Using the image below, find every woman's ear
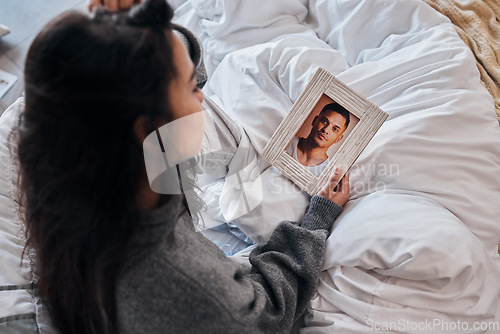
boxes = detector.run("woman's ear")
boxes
[133,115,152,145]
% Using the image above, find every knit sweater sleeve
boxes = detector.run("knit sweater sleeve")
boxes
[116,195,342,334]
[246,194,342,333]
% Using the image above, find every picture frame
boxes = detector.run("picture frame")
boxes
[262,67,388,195]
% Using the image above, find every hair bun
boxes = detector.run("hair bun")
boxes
[127,0,173,29]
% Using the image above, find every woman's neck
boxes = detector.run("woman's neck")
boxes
[136,177,161,211]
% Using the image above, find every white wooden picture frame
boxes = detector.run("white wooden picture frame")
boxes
[262,67,388,195]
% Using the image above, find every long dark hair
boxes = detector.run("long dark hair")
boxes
[18,1,176,333]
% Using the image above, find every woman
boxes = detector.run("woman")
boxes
[17,0,350,333]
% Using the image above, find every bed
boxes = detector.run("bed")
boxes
[173,0,500,332]
[1,0,499,332]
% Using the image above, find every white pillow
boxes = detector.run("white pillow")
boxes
[304,192,500,332]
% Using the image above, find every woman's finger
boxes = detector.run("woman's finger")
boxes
[338,173,350,195]
[324,167,342,193]
[88,0,138,11]
[318,166,342,200]
[118,0,134,10]
[104,0,119,11]
[88,0,100,11]
[328,166,342,186]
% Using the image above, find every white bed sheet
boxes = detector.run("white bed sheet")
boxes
[175,0,500,332]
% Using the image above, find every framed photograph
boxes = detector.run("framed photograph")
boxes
[262,67,388,195]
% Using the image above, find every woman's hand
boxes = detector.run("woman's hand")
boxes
[318,166,350,207]
[88,0,142,11]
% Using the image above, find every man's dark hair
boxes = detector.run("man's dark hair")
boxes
[320,103,350,130]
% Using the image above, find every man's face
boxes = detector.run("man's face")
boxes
[308,110,348,148]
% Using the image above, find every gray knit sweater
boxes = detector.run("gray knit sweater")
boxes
[116,194,342,334]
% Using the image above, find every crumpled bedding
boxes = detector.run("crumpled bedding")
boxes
[0,98,55,333]
[174,0,500,332]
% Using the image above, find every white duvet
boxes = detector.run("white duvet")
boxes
[174,0,500,332]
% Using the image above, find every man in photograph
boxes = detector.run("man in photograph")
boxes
[288,102,350,176]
